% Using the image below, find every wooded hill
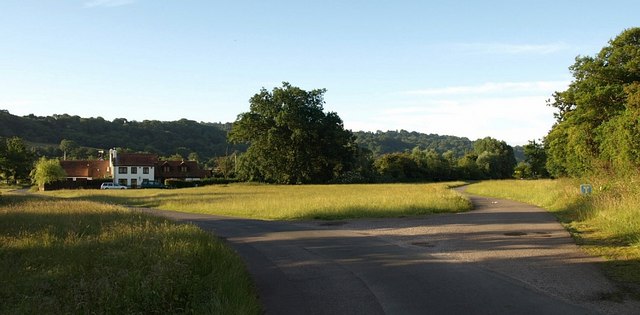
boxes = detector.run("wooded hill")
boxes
[354,130,473,157]
[0,110,235,161]
[0,110,522,161]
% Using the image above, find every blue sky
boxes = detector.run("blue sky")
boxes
[1,1,638,145]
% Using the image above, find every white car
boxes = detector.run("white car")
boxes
[100,182,128,190]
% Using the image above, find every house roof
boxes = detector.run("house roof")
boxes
[60,160,111,178]
[157,160,208,179]
[115,153,158,166]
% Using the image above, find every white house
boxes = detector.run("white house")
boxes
[109,149,157,188]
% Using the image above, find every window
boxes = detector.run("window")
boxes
[163,165,171,173]
[131,167,137,174]
[118,179,127,186]
[181,166,188,173]
[143,167,149,174]
[118,167,127,174]
[131,179,137,188]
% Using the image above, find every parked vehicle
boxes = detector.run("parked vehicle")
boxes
[100,182,128,190]
[140,180,166,189]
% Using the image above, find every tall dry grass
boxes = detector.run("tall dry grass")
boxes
[0,194,260,314]
[45,182,472,220]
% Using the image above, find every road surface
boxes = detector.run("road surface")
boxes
[141,192,639,314]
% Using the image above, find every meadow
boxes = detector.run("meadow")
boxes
[45,182,473,220]
[0,193,261,314]
[466,178,640,294]
[1,182,470,313]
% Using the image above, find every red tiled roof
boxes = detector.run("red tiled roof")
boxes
[60,160,111,179]
[115,153,158,166]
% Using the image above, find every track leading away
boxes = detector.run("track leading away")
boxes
[141,193,638,315]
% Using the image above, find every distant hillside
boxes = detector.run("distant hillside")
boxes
[354,130,474,157]
[0,110,235,160]
[1,110,522,162]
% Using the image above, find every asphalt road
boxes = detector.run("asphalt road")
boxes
[142,192,640,315]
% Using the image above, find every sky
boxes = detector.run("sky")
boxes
[1,1,638,145]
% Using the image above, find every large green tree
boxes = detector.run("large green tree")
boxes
[473,137,516,179]
[546,28,640,177]
[31,157,67,189]
[513,140,549,179]
[0,137,35,184]
[228,83,358,184]
[59,139,78,160]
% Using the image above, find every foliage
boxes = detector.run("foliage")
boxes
[212,154,236,179]
[44,182,472,220]
[0,137,36,184]
[30,157,66,188]
[545,28,640,177]
[514,140,550,179]
[354,129,473,157]
[523,140,548,177]
[0,196,261,314]
[59,139,78,160]
[164,178,239,188]
[473,137,516,179]
[373,152,421,182]
[369,138,516,182]
[229,82,358,184]
[0,110,237,162]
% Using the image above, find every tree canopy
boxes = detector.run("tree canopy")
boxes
[354,130,473,157]
[0,110,234,161]
[545,27,640,177]
[31,157,67,188]
[0,137,35,184]
[228,83,358,184]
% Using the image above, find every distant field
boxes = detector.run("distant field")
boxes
[467,179,640,294]
[44,182,472,220]
[0,194,260,314]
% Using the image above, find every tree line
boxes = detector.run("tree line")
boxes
[0,110,236,162]
[6,28,636,186]
[354,130,474,157]
[227,83,518,184]
[544,27,640,178]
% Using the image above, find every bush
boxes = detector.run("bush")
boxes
[164,178,240,188]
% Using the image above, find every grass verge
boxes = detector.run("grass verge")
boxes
[0,193,261,314]
[466,179,640,297]
[43,182,472,220]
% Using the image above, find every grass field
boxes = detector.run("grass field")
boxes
[0,193,261,314]
[44,182,473,220]
[466,179,640,295]
[2,182,470,313]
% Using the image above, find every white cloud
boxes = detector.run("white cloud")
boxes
[84,0,136,8]
[452,42,570,55]
[404,80,570,96]
[343,94,557,145]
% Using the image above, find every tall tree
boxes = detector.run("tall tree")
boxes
[545,27,640,177]
[59,139,78,160]
[1,137,35,184]
[31,157,67,190]
[523,140,549,178]
[473,137,516,179]
[228,82,357,184]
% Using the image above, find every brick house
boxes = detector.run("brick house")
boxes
[58,149,209,188]
[156,159,209,183]
[59,160,111,181]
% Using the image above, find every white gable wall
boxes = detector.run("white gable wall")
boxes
[113,166,155,187]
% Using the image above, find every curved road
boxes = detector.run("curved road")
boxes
[142,192,639,315]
